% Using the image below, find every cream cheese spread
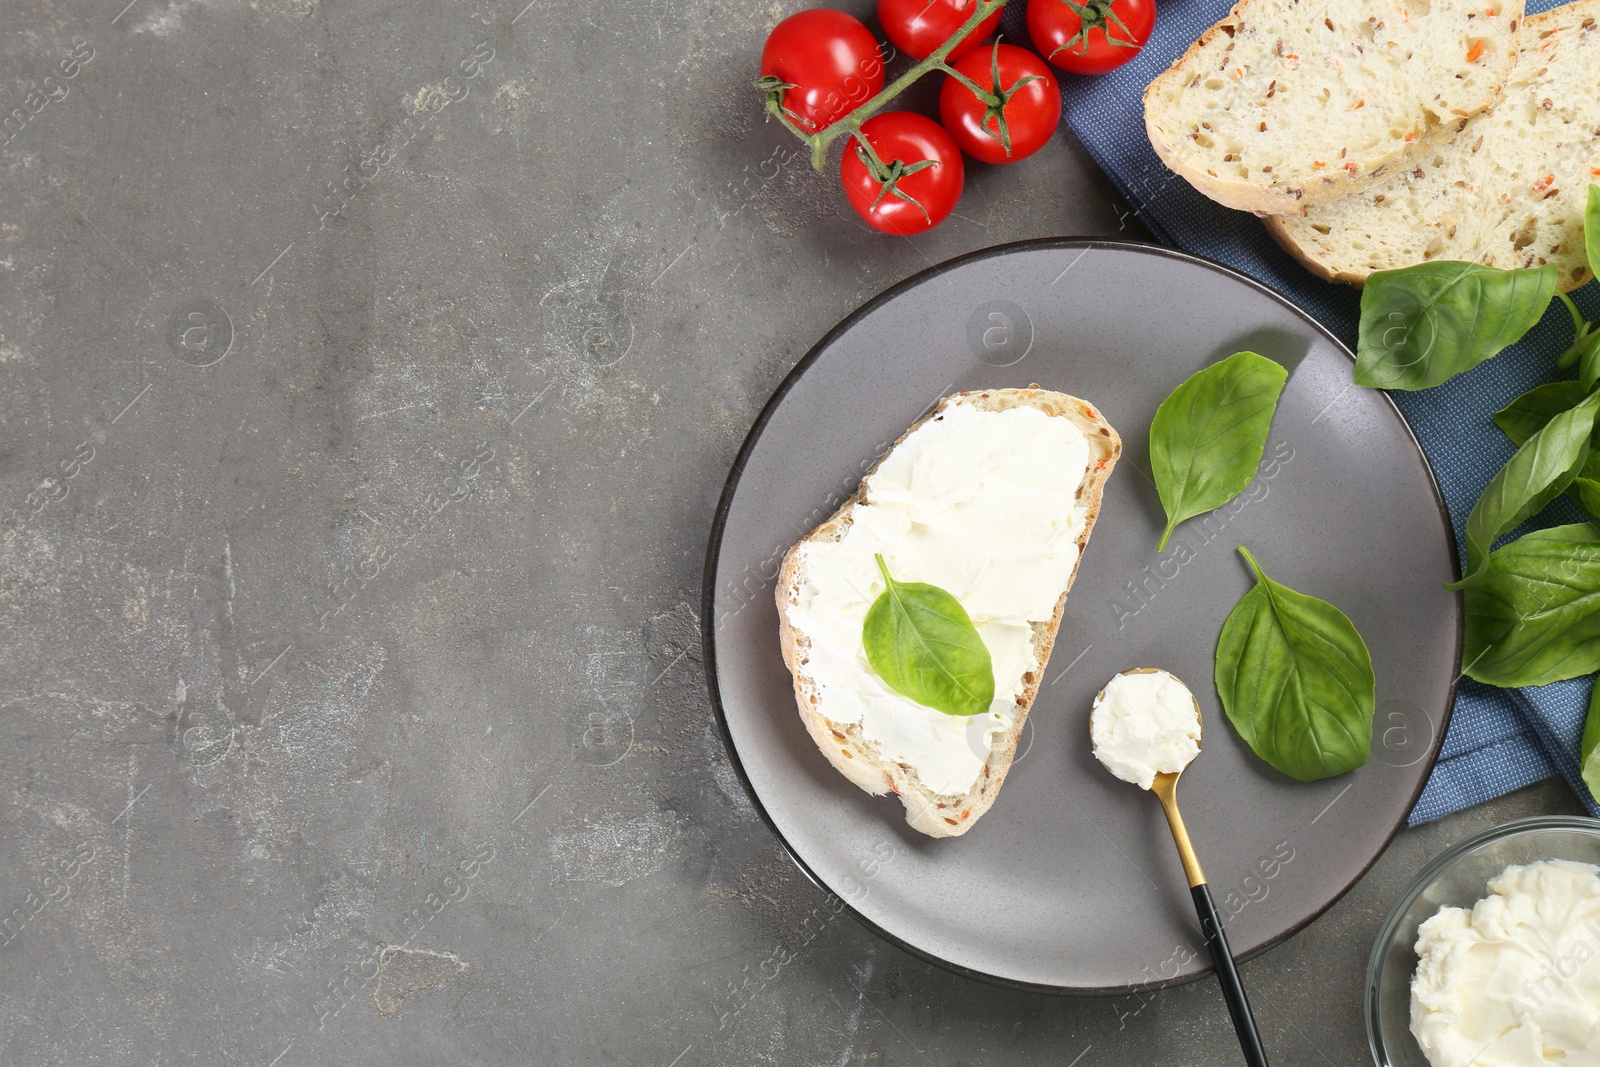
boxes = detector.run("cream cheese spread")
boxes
[1089,669,1202,789]
[1411,859,1600,1067]
[786,399,1092,796]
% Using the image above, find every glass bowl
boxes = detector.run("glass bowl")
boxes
[1366,815,1600,1066]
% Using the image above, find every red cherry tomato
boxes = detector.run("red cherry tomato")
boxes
[1026,0,1155,75]
[938,42,1061,164]
[759,10,886,132]
[840,111,965,235]
[876,0,1003,61]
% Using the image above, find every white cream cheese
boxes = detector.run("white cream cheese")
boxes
[1411,859,1600,1067]
[786,399,1092,796]
[1089,669,1201,789]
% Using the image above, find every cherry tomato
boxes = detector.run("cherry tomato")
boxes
[841,111,965,235]
[938,43,1061,164]
[876,0,1002,61]
[1026,0,1155,75]
[759,10,886,133]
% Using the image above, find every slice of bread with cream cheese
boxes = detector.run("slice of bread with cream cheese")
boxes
[775,387,1121,838]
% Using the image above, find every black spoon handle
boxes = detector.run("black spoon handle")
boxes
[1191,882,1270,1067]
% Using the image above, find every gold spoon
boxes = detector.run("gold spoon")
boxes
[1092,667,1269,1067]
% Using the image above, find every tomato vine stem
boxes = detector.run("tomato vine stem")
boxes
[760,0,1009,171]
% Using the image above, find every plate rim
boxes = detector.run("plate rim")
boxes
[700,236,1462,996]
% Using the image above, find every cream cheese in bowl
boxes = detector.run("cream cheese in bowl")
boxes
[1367,816,1600,1067]
[1410,859,1600,1066]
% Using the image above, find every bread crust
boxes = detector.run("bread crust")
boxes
[1261,212,1376,287]
[1143,0,1522,216]
[774,388,1121,838]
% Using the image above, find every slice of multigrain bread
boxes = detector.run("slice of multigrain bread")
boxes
[1268,0,1600,289]
[774,388,1121,839]
[1144,0,1525,216]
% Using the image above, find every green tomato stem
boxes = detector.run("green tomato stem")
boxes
[852,131,891,176]
[768,0,1008,172]
[939,61,994,104]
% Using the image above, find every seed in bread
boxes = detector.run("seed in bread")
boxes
[1269,0,1600,290]
[1144,0,1525,216]
[774,388,1120,839]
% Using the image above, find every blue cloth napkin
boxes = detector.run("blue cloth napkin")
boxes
[998,0,1600,824]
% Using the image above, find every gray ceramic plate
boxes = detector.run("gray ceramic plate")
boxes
[703,239,1459,994]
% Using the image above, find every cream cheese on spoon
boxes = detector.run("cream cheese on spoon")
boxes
[1090,669,1203,789]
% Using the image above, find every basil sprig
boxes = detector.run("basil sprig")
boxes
[1461,523,1600,687]
[1355,262,1559,390]
[1570,474,1600,520]
[1570,187,1600,378]
[1453,390,1600,585]
[1494,381,1589,445]
[1494,381,1600,519]
[1582,678,1600,801]
[861,555,994,717]
[1149,351,1287,551]
[1578,332,1600,392]
[1590,186,1600,292]
[1314,185,1600,782]
[1214,547,1375,782]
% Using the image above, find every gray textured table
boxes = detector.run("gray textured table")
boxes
[0,1,1584,1063]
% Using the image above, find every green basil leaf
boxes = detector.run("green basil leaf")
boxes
[1494,381,1590,447]
[1573,475,1600,519]
[1492,383,1600,517]
[1214,546,1376,782]
[1462,523,1600,686]
[1582,332,1600,393]
[1454,389,1600,586]
[1582,674,1600,802]
[1355,262,1559,390]
[1588,184,1600,281]
[862,554,994,717]
[1149,351,1287,552]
